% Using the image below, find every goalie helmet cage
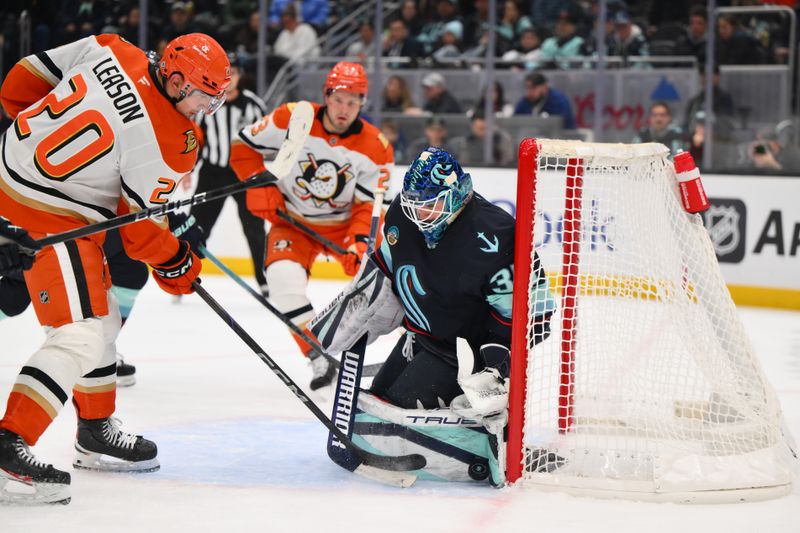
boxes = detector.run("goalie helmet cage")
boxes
[507,138,797,503]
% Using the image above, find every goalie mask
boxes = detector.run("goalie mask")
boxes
[401,147,473,248]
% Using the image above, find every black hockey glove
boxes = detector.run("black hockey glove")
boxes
[0,217,40,276]
[168,212,206,259]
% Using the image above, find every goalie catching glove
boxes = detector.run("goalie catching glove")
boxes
[309,257,404,354]
[150,240,201,295]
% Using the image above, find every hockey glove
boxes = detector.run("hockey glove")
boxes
[246,184,285,223]
[341,235,368,277]
[0,217,40,276]
[168,212,207,258]
[150,240,201,295]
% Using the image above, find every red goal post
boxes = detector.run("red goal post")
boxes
[506,138,796,502]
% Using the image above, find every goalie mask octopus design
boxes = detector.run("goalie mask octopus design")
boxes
[294,153,354,208]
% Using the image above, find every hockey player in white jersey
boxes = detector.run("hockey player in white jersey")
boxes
[0,33,230,505]
[230,61,393,390]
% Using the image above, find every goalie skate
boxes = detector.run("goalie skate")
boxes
[0,429,70,505]
[73,417,159,472]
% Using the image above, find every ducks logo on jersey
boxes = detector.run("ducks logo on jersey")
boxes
[294,153,354,208]
[182,130,198,153]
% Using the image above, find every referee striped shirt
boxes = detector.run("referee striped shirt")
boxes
[198,89,268,168]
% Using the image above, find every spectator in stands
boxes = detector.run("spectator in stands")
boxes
[632,102,686,154]
[432,21,464,64]
[421,72,462,114]
[502,27,547,69]
[346,20,375,60]
[161,2,198,42]
[57,0,111,45]
[273,4,321,63]
[463,0,491,52]
[682,64,735,134]
[400,0,424,38]
[417,0,463,56]
[674,6,707,64]
[469,81,514,118]
[608,11,649,62]
[384,17,424,68]
[383,75,419,114]
[498,1,533,51]
[450,112,514,166]
[513,72,576,130]
[748,124,800,173]
[117,6,153,49]
[715,14,766,65]
[530,0,569,31]
[268,0,329,34]
[408,117,456,159]
[233,11,261,57]
[380,120,408,163]
[530,5,585,70]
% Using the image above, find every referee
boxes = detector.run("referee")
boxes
[191,56,270,295]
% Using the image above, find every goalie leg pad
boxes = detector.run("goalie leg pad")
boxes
[355,392,496,483]
[309,258,404,354]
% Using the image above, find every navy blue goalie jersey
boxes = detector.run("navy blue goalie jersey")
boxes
[371,192,532,362]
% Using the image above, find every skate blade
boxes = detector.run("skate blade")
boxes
[116,375,136,387]
[0,476,70,505]
[73,447,159,473]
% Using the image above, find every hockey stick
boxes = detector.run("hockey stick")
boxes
[32,101,315,249]
[199,245,384,377]
[275,210,351,256]
[192,281,424,487]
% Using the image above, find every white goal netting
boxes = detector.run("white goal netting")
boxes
[509,139,796,502]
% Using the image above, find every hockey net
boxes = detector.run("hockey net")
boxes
[507,138,796,502]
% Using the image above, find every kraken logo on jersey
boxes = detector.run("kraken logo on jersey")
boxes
[294,153,354,208]
[395,265,430,333]
[182,130,198,153]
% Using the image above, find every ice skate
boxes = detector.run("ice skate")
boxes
[0,429,70,505]
[309,353,337,390]
[116,352,136,387]
[73,417,159,473]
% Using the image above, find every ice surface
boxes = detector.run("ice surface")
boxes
[1,275,798,532]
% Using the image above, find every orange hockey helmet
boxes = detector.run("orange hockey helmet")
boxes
[324,61,369,100]
[160,33,232,115]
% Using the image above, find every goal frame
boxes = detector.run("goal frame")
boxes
[505,138,796,502]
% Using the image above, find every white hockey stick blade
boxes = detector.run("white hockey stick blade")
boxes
[269,100,314,180]
[354,464,417,488]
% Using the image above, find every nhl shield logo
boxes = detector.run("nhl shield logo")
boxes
[702,199,746,263]
[39,290,49,304]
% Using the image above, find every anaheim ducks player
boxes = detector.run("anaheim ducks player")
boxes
[0,33,230,505]
[230,62,393,390]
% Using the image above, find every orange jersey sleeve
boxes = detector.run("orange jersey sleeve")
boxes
[116,198,180,266]
[230,141,267,181]
[0,61,57,119]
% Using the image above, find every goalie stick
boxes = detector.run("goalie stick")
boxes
[31,101,314,249]
[199,245,384,377]
[191,281,424,487]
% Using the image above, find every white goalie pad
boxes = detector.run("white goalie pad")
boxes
[308,259,404,354]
